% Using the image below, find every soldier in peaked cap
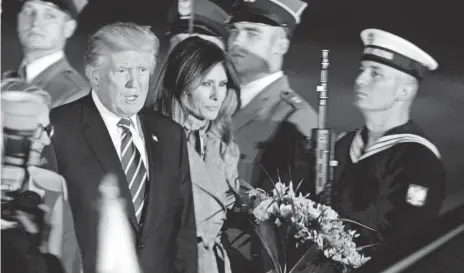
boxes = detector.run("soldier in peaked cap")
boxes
[330,29,446,261]
[224,0,318,272]
[166,0,229,50]
[2,0,89,108]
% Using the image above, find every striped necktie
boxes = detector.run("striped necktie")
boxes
[117,118,147,222]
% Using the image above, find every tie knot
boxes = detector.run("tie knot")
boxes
[117,118,132,130]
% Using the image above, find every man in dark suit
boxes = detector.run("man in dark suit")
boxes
[3,0,89,108]
[48,22,198,273]
[223,0,319,272]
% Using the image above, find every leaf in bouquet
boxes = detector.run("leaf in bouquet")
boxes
[332,218,377,232]
[288,244,320,273]
[257,162,279,191]
[356,242,381,251]
[265,199,278,214]
[225,178,253,213]
[250,220,283,273]
[294,178,305,194]
[240,179,256,191]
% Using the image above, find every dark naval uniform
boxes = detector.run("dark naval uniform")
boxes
[333,121,446,256]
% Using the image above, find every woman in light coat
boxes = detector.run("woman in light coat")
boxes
[155,37,241,273]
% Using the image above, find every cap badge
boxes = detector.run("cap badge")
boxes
[178,0,193,17]
[367,32,375,44]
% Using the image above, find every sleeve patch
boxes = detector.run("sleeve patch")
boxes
[406,184,428,207]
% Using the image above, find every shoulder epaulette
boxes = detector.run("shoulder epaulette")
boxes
[280,90,306,109]
[62,69,89,89]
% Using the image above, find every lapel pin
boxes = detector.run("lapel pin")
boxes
[152,135,158,142]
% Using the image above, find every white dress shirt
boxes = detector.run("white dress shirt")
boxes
[240,71,284,108]
[92,91,149,176]
[21,51,65,82]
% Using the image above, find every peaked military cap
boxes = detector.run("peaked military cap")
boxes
[166,0,229,39]
[228,0,308,37]
[360,29,438,79]
[19,0,86,18]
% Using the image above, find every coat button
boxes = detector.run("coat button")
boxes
[240,153,246,159]
[137,243,144,250]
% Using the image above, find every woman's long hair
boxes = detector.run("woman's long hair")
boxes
[154,37,240,159]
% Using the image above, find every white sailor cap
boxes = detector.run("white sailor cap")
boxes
[360,29,438,79]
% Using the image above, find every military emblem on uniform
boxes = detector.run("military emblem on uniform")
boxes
[290,96,301,104]
[406,184,428,207]
[367,32,375,44]
[244,0,256,2]
[178,0,193,18]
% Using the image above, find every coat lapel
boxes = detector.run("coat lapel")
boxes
[80,95,138,231]
[233,76,289,132]
[137,108,162,234]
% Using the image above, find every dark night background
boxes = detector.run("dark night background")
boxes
[1,0,464,271]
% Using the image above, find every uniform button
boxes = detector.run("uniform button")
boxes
[240,153,246,159]
[137,243,144,250]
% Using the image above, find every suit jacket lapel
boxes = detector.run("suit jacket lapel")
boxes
[31,57,71,87]
[137,108,161,234]
[80,95,139,230]
[233,76,289,132]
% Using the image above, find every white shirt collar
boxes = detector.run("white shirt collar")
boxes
[22,51,65,82]
[91,90,139,132]
[240,71,284,108]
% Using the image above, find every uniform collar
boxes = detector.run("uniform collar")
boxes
[21,51,65,82]
[240,71,284,108]
[360,120,425,142]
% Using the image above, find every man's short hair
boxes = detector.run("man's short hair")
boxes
[84,22,160,73]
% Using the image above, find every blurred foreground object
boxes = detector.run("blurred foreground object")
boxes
[1,91,65,273]
[96,174,142,273]
[1,91,43,194]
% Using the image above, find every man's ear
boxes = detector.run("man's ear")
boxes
[397,81,418,101]
[273,36,290,56]
[64,18,77,39]
[85,66,100,87]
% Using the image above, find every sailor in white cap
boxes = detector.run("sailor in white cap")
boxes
[330,29,446,258]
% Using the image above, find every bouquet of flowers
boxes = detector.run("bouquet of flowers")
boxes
[239,179,372,273]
